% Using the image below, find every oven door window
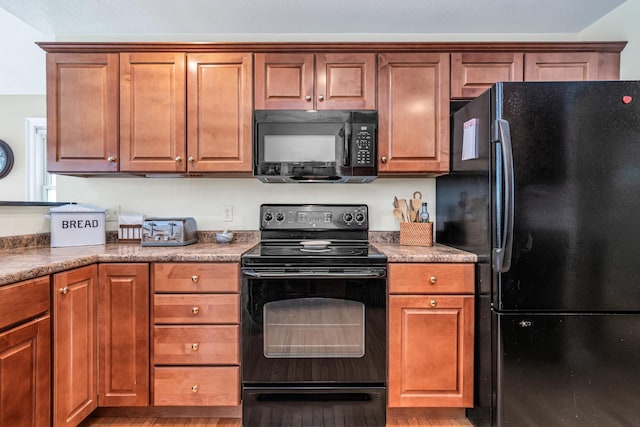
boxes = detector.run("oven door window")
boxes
[263,297,365,358]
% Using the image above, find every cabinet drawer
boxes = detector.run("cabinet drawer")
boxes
[153,366,240,406]
[0,276,50,330]
[154,325,239,365]
[154,294,239,324]
[388,263,474,294]
[153,263,239,293]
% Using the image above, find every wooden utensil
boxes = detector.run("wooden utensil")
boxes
[411,191,423,212]
[397,199,409,222]
[392,208,404,222]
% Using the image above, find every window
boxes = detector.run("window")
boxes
[25,117,55,202]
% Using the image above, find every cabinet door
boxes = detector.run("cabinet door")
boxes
[46,53,119,173]
[451,52,524,99]
[0,317,51,427]
[524,52,601,81]
[98,263,149,407]
[53,265,98,427]
[315,53,376,110]
[388,295,474,408]
[187,53,253,172]
[254,53,314,110]
[120,52,186,172]
[378,53,450,174]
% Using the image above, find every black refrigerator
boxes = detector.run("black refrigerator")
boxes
[436,81,640,427]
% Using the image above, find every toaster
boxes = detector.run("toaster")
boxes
[141,217,198,246]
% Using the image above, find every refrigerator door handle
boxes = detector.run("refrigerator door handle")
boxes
[493,119,515,273]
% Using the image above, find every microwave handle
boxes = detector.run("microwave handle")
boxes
[343,125,351,167]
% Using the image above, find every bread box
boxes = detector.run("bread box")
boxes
[49,204,106,247]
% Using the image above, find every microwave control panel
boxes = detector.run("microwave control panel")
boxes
[352,123,375,167]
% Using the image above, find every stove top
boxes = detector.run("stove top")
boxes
[242,204,386,267]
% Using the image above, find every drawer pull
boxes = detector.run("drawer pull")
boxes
[191,342,200,351]
[430,276,438,285]
[191,384,199,393]
[59,287,69,295]
[191,275,199,283]
[430,299,437,307]
[191,306,200,315]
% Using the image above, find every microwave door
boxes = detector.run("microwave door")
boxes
[257,123,344,180]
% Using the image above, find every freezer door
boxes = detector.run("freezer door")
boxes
[496,312,640,427]
[495,81,640,311]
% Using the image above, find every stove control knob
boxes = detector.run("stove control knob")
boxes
[355,212,365,223]
[275,212,285,222]
[263,212,273,223]
[343,212,353,223]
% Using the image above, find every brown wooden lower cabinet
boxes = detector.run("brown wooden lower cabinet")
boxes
[0,276,51,427]
[98,263,150,407]
[153,325,239,365]
[388,263,475,409]
[388,295,474,408]
[152,262,241,408]
[53,265,98,427]
[153,366,240,406]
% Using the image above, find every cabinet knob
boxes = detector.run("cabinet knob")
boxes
[191,384,199,393]
[381,156,388,163]
[191,275,199,283]
[191,306,200,315]
[318,94,325,101]
[430,276,438,285]
[305,95,312,102]
[191,342,200,351]
[107,156,116,162]
[175,156,182,162]
[59,286,69,295]
[430,299,437,307]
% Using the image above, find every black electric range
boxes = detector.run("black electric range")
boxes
[240,204,388,427]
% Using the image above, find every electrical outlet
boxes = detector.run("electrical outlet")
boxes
[223,205,233,222]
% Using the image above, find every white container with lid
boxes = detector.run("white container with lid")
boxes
[49,204,106,247]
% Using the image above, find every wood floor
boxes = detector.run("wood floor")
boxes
[79,416,473,426]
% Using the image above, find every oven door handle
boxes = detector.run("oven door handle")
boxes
[242,269,387,279]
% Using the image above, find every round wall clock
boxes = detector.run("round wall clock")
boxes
[0,139,15,179]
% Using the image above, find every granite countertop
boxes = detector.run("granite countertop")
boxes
[372,243,478,263]
[0,241,259,286]
[0,237,477,287]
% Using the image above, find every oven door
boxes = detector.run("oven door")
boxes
[241,268,386,385]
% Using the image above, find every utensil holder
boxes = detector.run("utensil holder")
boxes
[400,222,433,246]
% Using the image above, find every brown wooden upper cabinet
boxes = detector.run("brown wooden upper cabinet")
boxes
[378,53,450,175]
[523,51,620,81]
[46,51,253,174]
[254,53,376,110]
[46,53,119,173]
[451,52,524,99]
[186,53,253,173]
[120,52,187,173]
[451,51,621,99]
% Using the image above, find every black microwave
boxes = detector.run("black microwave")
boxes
[253,110,378,183]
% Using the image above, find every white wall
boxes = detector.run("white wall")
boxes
[0,8,50,94]
[0,1,637,237]
[580,0,640,79]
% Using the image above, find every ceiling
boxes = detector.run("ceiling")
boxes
[0,0,628,37]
